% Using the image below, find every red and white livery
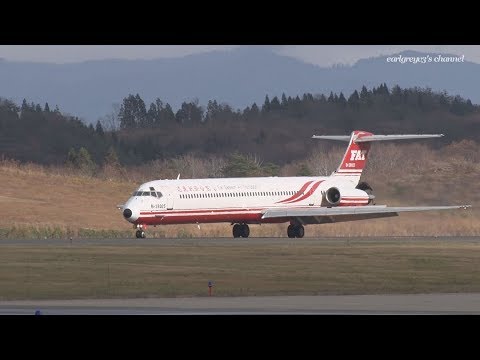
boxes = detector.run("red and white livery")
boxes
[120,130,470,238]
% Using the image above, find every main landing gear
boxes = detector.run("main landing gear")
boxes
[232,223,250,238]
[287,224,304,238]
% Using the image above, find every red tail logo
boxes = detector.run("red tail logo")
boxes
[349,149,367,161]
[337,131,372,172]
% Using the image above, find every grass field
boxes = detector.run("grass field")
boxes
[2,239,480,300]
[0,156,479,238]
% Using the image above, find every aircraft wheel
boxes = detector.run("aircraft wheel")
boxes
[140,231,146,239]
[295,225,305,238]
[233,224,242,238]
[241,224,250,238]
[287,225,295,238]
[135,230,142,238]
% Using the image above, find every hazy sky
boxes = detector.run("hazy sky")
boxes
[0,45,478,66]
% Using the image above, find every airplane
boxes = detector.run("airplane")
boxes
[119,130,471,239]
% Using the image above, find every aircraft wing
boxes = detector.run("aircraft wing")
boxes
[261,205,471,224]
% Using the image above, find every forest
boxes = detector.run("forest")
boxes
[0,83,478,175]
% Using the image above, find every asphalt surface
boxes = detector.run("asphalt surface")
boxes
[1,236,480,246]
[2,293,480,314]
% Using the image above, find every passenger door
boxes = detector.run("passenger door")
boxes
[167,193,174,210]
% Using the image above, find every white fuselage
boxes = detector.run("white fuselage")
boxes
[122,175,369,226]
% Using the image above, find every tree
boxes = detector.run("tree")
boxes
[250,103,259,117]
[119,94,147,129]
[65,148,78,168]
[95,120,104,137]
[262,95,271,113]
[270,96,281,110]
[104,146,120,168]
[147,103,158,126]
[338,92,347,107]
[75,147,96,175]
[348,90,360,108]
[222,152,261,177]
[162,103,176,123]
[44,102,50,112]
[297,163,313,176]
[66,147,97,175]
[360,85,369,100]
[21,99,29,112]
[327,92,335,102]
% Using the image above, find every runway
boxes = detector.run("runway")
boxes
[2,235,480,246]
[2,293,480,314]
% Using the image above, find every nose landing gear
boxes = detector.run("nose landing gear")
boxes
[135,230,146,238]
[134,225,146,238]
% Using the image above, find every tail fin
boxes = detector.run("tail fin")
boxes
[312,130,444,184]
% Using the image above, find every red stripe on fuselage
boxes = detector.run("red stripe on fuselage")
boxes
[284,180,324,203]
[276,180,314,203]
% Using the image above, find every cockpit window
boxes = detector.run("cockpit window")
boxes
[132,190,162,197]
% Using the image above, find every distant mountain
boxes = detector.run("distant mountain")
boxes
[0,47,478,123]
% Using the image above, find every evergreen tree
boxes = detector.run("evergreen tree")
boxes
[44,102,50,112]
[104,146,120,167]
[75,147,96,175]
[348,90,360,107]
[270,96,281,110]
[163,103,175,123]
[327,92,335,102]
[360,85,369,100]
[262,95,271,113]
[147,103,158,126]
[21,99,29,112]
[338,92,347,107]
[95,120,105,137]
[66,147,77,168]
[250,103,259,117]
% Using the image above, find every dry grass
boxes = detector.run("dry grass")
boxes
[2,240,480,299]
[0,141,479,238]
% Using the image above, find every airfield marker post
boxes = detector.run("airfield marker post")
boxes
[208,281,213,296]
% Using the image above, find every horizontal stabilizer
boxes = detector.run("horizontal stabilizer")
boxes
[261,205,470,219]
[354,134,444,143]
[312,134,444,142]
[311,135,351,141]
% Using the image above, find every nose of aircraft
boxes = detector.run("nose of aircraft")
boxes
[123,208,132,218]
